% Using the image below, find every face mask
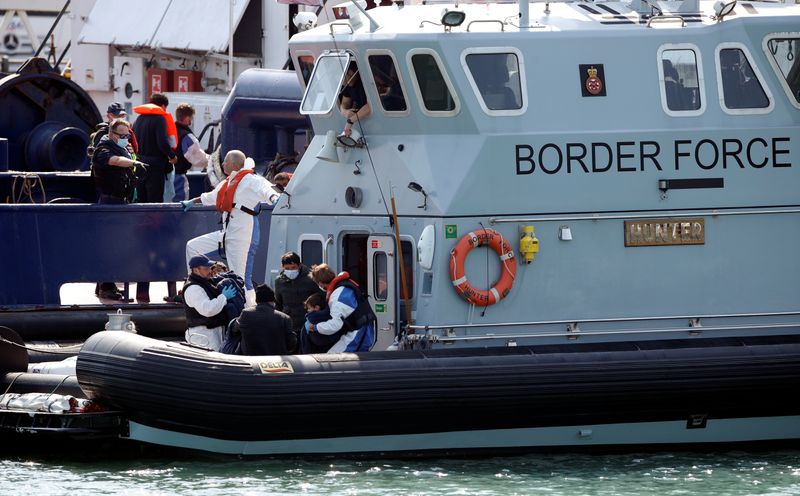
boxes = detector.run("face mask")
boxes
[284,269,299,280]
[117,138,129,148]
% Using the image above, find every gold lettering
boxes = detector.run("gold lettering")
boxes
[692,221,702,239]
[624,219,705,246]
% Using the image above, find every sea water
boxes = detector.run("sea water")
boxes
[1,450,798,495]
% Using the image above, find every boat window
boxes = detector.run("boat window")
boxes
[400,239,414,299]
[410,53,457,113]
[300,53,350,115]
[718,48,769,110]
[464,53,522,111]
[368,54,408,112]
[296,54,315,86]
[341,233,369,292]
[660,49,701,112]
[373,252,388,301]
[300,239,324,267]
[765,36,800,108]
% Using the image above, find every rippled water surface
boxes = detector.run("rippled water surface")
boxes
[2,450,799,496]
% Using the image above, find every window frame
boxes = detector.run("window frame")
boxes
[656,44,706,117]
[762,32,800,110]
[460,47,527,117]
[297,234,327,267]
[300,51,351,116]
[365,49,411,117]
[715,42,774,115]
[406,48,461,117]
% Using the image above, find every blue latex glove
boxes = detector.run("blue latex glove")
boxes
[180,200,195,212]
[221,285,237,300]
[304,321,312,332]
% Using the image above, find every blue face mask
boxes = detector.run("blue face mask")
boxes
[117,138,129,149]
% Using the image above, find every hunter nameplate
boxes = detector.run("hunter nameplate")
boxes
[624,219,704,247]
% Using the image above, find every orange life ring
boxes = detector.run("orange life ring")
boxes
[450,228,516,306]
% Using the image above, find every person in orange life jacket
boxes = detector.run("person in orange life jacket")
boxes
[183,255,238,351]
[170,103,209,202]
[91,118,149,301]
[181,150,278,308]
[308,264,377,353]
[132,93,177,202]
[132,93,178,303]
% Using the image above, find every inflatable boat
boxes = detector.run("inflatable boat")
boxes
[76,331,800,456]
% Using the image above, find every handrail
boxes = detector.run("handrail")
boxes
[329,22,355,35]
[647,14,686,27]
[407,310,800,331]
[467,20,505,32]
[428,322,800,343]
[489,206,800,225]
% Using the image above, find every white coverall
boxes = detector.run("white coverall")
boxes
[185,168,278,307]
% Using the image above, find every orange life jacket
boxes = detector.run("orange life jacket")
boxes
[326,271,359,302]
[133,104,178,150]
[216,169,254,213]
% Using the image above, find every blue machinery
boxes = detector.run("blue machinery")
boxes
[0,58,100,173]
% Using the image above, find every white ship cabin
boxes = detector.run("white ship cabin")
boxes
[269,0,800,350]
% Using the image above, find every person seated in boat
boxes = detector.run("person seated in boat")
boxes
[183,255,239,351]
[308,264,377,353]
[213,266,247,323]
[339,62,371,139]
[234,283,296,356]
[299,293,338,354]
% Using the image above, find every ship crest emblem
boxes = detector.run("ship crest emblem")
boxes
[579,64,607,97]
[585,67,603,95]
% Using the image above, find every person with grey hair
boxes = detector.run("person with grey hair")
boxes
[181,149,278,307]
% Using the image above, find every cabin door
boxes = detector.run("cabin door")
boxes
[367,234,397,351]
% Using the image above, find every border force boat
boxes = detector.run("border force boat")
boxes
[76,0,800,456]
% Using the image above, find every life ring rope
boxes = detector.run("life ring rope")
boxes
[449,228,517,306]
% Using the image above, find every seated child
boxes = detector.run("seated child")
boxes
[299,293,340,354]
[210,262,246,322]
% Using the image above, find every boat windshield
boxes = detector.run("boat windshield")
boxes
[301,53,351,114]
[766,37,800,105]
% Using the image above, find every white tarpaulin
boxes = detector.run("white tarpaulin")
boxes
[78,0,168,46]
[79,0,249,52]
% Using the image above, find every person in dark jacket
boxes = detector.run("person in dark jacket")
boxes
[88,102,139,162]
[235,284,296,356]
[91,118,149,301]
[274,252,324,346]
[92,119,147,204]
[299,292,338,354]
[132,93,178,303]
[132,93,177,203]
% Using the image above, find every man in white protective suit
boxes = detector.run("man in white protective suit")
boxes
[180,149,280,307]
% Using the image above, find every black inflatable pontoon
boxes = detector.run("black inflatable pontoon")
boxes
[76,331,800,456]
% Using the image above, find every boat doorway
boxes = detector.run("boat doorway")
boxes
[341,233,398,350]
